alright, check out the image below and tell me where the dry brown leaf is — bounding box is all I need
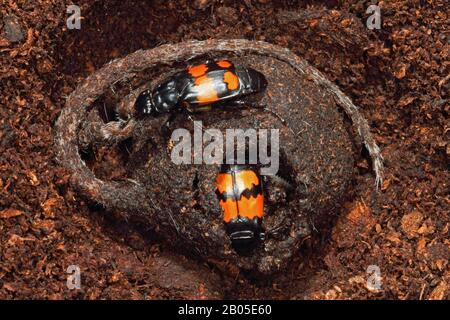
[0,208,23,219]
[429,281,447,300]
[347,201,375,234]
[401,211,423,238]
[41,196,63,218]
[398,95,416,107]
[394,63,407,79]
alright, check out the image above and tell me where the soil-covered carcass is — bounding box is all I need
[55,39,382,275]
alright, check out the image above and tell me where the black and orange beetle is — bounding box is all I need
[135,59,267,116]
[215,164,265,252]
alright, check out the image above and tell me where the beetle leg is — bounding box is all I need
[178,108,214,141]
[179,106,196,123]
[225,99,247,108]
[187,114,216,141]
[265,217,288,237]
[264,107,296,134]
[237,100,285,123]
[269,174,294,190]
[227,100,293,132]
[161,112,178,137]
[226,99,264,110]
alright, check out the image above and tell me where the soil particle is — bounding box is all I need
[2,15,24,43]
[401,211,425,239]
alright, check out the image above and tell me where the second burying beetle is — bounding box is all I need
[215,164,295,254]
[215,164,265,253]
[135,59,267,116]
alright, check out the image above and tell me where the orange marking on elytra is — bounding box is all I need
[217,169,264,223]
[194,75,219,104]
[237,194,264,220]
[234,170,260,191]
[220,198,239,223]
[223,71,239,91]
[217,60,233,68]
[188,64,208,77]
[216,173,234,195]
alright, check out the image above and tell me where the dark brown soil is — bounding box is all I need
[0,0,448,299]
